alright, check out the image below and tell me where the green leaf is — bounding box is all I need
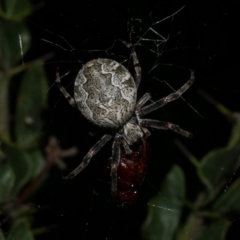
[176,213,203,240]
[4,0,32,19]
[0,163,15,204]
[15,62,48,149]
[29,149,45,177]
[227,113,240,148]
[0,21,30,66]
[8,147,32,194]
[199,219,229,240]
[7,218,34,240]
[199,145,240,200]
[142,165,185,240]
[177,215,229,240]
[23,149,47,199]
[213,177,240,213]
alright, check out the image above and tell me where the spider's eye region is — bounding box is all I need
[74,58,137,128]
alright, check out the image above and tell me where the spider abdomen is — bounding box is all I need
[74,58,137,128]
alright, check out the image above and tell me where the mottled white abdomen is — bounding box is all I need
[74,58,137,128]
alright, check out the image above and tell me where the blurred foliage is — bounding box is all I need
[0,0,48,239]
[142,95,240,240]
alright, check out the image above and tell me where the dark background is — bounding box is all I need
[24,0,240,239]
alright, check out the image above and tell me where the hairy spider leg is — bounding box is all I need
[121,40,141,89]
[139,71,195,117]
[140,119,192,138]
[135,92,152,110]
[55,71,77,108]
[63,134,112,179]
[111,136,121,193]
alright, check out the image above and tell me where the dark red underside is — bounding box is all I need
[107,138,149,207]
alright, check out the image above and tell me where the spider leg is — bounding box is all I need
[135,92,152,110]
[120,40,141,89]
[63,134,112,179]
[135,93,152,124]
[111,136,121,194]
[140,119,192,138]
[139,71,195,117]
[56,70,77,108]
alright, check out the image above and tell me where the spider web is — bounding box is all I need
[1,0,240,239]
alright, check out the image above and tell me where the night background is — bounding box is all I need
[1,0,240,239]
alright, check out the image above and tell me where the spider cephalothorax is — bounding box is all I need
[56,40,194,206]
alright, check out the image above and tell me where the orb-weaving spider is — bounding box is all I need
[56,40,194,206]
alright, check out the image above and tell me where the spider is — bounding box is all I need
[56,40,194,206]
